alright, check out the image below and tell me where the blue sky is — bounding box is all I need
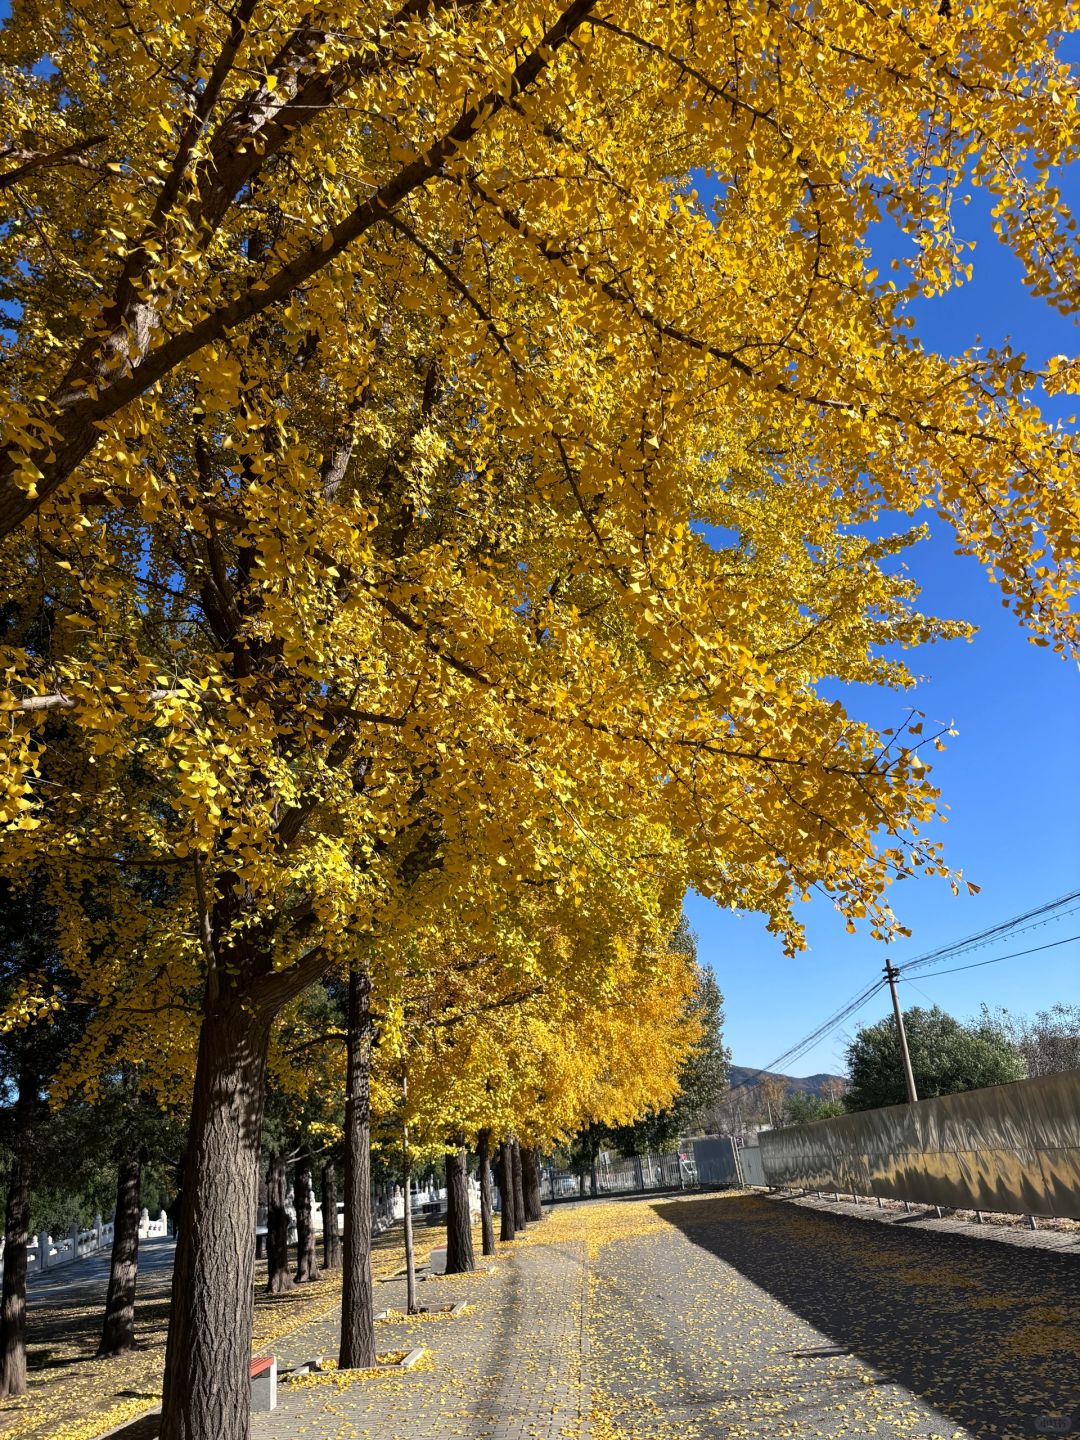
[693,185,1080,1076]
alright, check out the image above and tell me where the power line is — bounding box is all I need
[897,890,1080,976]
[730,977,887,1090]
[897,931,1080,981]
[733,890,1080,1093]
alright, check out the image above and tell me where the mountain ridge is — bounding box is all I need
[728,1064,845,1096]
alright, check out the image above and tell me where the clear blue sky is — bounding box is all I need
[690,187,1080,1078]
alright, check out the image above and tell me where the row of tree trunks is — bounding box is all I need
[444,1142,475,1274]
[262,1152,342,1288]
[148,954,541,1440]
[441,1136,546,1281]
[1,1121,148,1388]
[338,967,375,1369]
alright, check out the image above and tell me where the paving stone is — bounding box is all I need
[251,1225,591,1440]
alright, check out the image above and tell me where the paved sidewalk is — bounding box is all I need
[587,1193,1080,1440]
[252,1223,591,1440]
[771,1190,1080,1255]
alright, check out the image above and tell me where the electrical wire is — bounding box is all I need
[896,890,1080,976]
[730,890,1080,1094]
[896,931,1080,981]
[729,976,887,1090]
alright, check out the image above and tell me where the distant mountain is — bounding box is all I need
[728,1065,846,1096]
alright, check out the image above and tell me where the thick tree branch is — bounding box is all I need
[0,0,598,536]
[0,134,106,192]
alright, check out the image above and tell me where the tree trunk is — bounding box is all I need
[98,1152,142,1356]
[444,1145,475,1274]
[339,968,375,1368]
[265,1152,292,1295]
[294,1155,320,1283]
[511,1139,527,1233]
[498,1141,516,1241]
[402,1120,418,1315]
[0,1108,31,1399]
[321,1162,341,1271]
[159,999,272,1440]
[255,1172,268,1261]
[521,1147,543,1223]
[477,1129,496,1256]
[589,1157,599,1197]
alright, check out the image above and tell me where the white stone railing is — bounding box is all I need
[20,1208,169,1275]
[257,1184,408,1244]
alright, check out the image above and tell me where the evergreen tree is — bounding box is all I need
[845,1006,1026,1112]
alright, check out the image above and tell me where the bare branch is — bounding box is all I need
[0,134,107,192]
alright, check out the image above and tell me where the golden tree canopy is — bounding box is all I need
[0,0,1076,1042]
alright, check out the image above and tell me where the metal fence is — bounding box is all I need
[739,1143,767,1188]
[691,1136,741,1186]
[541,1149,693,1201]
[758,1069,1080,1219]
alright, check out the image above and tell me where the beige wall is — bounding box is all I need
[758,1069,1080,1218]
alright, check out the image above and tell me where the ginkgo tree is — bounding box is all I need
[0,318,969,1429]
[369,887,704,1275]
[0,322,997,1433]
[0,0,1076,642]
[389,898,701,1139]
[1,2,1078,1437]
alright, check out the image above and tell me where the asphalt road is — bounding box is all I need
[27,1235,175,1311]
[587,1193,1080,1440]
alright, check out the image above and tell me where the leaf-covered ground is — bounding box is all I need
[6,1195,1079,1440]
[0,1227,408,1440]
[247,1195,1079,1440]
[587,1195,1080,1440]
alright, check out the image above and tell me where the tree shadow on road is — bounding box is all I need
[653,1195,1080,1440]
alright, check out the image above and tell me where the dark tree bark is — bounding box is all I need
[321,1162,341,1271]
[265,1151,292,1295]
[477,1129,496,1256]
[98,1152,142,1356]
[511,1139,527,1233]
[255,1172,268,1261]
[521,1147,543,1223]
[338,967,375,1368]
[159,998,273,1440]
[294,1154,320,1283]
[0,1076,33,1399]
[497,1141,516,1242]
[589,1158,599,1197]
[444,1144,475,1274]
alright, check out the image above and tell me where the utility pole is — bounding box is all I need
[884,959,919,1104]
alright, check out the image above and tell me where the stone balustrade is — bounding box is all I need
[16,1207,170,1275]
